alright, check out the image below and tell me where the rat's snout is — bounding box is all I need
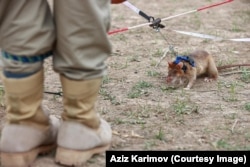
[166,76,172,83]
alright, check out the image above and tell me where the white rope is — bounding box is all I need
[172,30,250,42]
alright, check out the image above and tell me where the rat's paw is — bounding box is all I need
[204,77,214,82]
[183,87,190,90]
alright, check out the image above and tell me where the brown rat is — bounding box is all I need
[166,50,250,90]
[166,50,219,90]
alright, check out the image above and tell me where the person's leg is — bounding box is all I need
[53,0,112,166]
[0,1,59,166]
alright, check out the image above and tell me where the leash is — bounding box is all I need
[108,0,234,35]
[122,1,165,28]
[121,1,178,62]
[122,1,153,22]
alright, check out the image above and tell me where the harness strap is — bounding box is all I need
[174,55,195,67]
[173,55,195,73]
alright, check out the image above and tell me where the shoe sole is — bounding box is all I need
[55,144,110,166]
[1,144,56,167]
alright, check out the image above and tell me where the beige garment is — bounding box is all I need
[0,0,112,80]
[0,0,54,74]
[53,0,112,80]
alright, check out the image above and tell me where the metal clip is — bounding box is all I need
[149,18,165,30]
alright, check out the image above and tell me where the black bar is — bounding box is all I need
[106,150,250,167]
[139,11,151,22]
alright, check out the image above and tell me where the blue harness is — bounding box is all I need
[173,55,195,72]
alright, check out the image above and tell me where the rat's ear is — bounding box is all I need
[176,62,183,69]
[168,61,175,68]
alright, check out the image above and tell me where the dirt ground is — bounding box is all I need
[0,0,250,166]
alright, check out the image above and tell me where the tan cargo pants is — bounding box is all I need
[0,0,112,80]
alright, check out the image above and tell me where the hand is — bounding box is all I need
[111,0,126,4]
